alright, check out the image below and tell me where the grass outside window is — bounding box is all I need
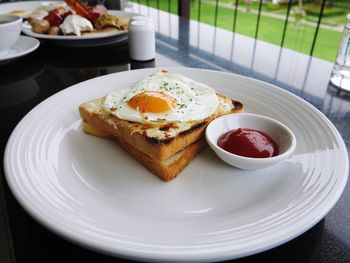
[130,0,347,62]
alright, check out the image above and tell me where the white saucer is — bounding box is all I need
[0,36,39,64]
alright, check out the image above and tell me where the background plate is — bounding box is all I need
[4,68,348,262]
[0,1,135,47]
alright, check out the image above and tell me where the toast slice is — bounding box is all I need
[83,121,205,181]
[118,134,205,181]
[79,69,244,181]
[82,120,115,139]
[79,94,243,161]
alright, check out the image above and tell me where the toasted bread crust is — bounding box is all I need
[82,121,205,180]
[82,121,115,139]
[79,95,243,161]
[81,27,126,36]
[116,136,206,181]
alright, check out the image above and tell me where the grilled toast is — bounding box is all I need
[79,95,242,181]
[79,71,243,181]
[82,120,206,181]
[79,94,243,161]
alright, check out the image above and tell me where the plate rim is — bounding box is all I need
[0,35,40,62]
[3,67,349,262]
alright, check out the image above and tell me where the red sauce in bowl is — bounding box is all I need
[217,128,279,158]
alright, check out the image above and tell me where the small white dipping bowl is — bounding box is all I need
[206,113,297,170]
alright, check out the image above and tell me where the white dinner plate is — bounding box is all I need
[0,35,39,64]
[4,68,348,262]
[0,1,134,47]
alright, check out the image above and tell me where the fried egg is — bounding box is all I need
[10,10,32,18]
[103,70,219,124]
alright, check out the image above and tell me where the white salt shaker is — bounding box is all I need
[128,16,155,61]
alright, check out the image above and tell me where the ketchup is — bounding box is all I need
[217,128,279,158]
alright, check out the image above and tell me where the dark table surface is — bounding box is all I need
[0,2,350,263]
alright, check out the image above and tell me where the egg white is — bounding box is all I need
[103,71,219,124]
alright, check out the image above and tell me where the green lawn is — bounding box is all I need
[131,0,343,62]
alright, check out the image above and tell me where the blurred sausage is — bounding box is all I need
[28,18,50,34]
[48,26,61,35]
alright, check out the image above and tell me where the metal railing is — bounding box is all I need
[191,0,325,58]
[128,0,348,62]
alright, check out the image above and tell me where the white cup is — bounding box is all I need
[0,15,23,58]
[128,17,155,61]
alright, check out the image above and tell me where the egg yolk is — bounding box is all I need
[128,91,176,113]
